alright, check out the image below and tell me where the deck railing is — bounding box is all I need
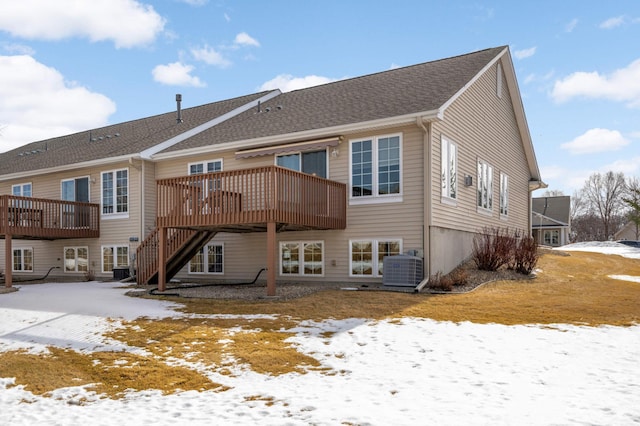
[156,165,347,230]
[0,195,100,239]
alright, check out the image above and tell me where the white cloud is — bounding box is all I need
[1,42,35,55]
[191,45,231,67]
[0,0,165,48]
[259,74,338,92]
[514,46,537,60]
[602,156,640,175]
[152,62,206,87]
[551,59,640,107]
[565,18,578,32]
[234,32,260,47]
[561,128,630,155]
[177,0,208,5]
[0,55,116,153]
[599,16,625,29]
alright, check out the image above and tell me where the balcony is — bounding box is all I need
[0,195,100,240]
[156,165,347,232]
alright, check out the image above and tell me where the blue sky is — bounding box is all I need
[0,0,638,195]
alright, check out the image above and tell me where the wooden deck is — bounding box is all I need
[0,195,100,240]
[140,166,347,293]
[1,195,100,288]
[156,165,347,231]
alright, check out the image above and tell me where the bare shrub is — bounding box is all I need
[83,269,96,282]
[472,227,517,271]
[448,267,469,287]
[427,272,453,292]
[512,236,539,275]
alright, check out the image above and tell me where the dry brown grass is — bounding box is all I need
[2,250,639,400]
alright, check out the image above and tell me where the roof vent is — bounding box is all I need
[176,94,183,123]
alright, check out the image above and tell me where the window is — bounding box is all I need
[350,134,401,203]
[189,160,223,199]
[102,169,128,216]
[12,248,33,272]
[441,136,457,201]
[189,243,224,274]
[350,239,402,277]
[276,150,327,178]
[477,160,493,211]
[102,245,128,273]
[544,230,559,246]
[62,177,89,202]
[499,173,509,217]
[64,247,88,273]
[280,241,324,276]
[12,183,32,197]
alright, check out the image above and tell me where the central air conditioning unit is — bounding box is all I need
[382,255,423,287]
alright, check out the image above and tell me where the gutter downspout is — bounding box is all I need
[416,116,433,286]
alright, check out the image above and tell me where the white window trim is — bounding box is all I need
[440,135,458,205]
[499,172,509,219]
[349,238,403,278]
[12,182,32,197]
[477,159,493,214]
[188,243,224,275]
[279,241,325,277]
[101,169,129,219]
[12,247,33,273]
[101,245,129,274]
[63,246,89,273]
[188,159,224,174]
[274,149,329,178]
[349,133,403,205]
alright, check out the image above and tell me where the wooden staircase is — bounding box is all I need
[136,227,217,285]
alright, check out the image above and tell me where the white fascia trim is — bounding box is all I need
[0,154,137,182]
[151,110,442,161]
[140,90,281,160]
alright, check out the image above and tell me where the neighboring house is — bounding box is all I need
[1,46,544,294]
[614,221,639,241]
[531,196,571,247]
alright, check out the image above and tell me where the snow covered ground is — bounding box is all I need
[1,243,639,425]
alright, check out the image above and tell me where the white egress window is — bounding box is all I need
[189,243,224,274]
[350,239,401,277]
[280,241,323,276]
[13,248,33,272]
[64,247,88,273]
[102,245,128,273]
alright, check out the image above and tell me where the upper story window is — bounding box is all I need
[12,182,32,197]
[350,134,402,204]
[62,177,89,202]
[477,160,493,212]
[189,159,222,175]
[441,136,457,202]
[499,172,509,217]
[102,169,128,217]
[276,150,327,178]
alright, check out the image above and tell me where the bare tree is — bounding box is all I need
[570,189,587,223]
[541,189,565,197]
[581,171,627,240]
[622,177,640,240]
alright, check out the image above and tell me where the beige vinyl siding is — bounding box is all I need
[431,60,530,235]
[166,124,426,283]
[1,161,143,279]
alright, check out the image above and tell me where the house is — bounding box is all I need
[0,46,544,295]
[614,221,639,242]
[531,196,571,246]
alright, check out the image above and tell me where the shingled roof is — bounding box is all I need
[160,46,507,153]
[532,196,571,227]
[0,91,274,177]
[2,46,533,180]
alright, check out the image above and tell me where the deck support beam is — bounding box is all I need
[158,227,167,292]
[4,234,12,288]
[266,221,276,296]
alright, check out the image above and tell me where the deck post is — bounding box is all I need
[158,227,167,292]
[4,233,12,288]
[266,221,276,296]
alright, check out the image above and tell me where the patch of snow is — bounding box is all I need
[556,241,640,259]
[609,275,640,283]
